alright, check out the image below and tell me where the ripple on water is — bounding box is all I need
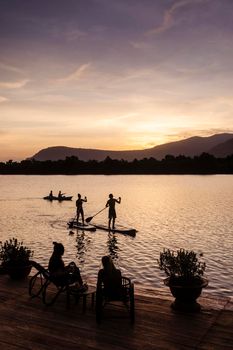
[0,174,232,297]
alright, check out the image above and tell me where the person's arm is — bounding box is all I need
[106,200,109,207]
[116,197,121,204]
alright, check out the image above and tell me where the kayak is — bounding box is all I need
[44,196,73,201]
[92,224,137,237]
[67,220,96,231]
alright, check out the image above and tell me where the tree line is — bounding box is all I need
[0,153,232,175]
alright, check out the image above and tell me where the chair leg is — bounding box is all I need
[29,272,45,298]
[66,288,70,309]
[42,281,65,306]
[130,286,135,323]
[96,292,102,324]
[91,292,95,309]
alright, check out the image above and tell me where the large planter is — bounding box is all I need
[6,264,32,280]
[164,277,208,312]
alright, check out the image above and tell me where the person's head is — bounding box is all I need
[52,242,64,256]
[109,193,113,199]
[78,193,81,198]
[101,255,115,271]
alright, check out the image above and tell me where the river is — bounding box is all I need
[0,174,232,297]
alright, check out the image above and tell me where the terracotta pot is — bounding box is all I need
[7,264,32,280]
[164,277,208,311]
[0,265,7,275]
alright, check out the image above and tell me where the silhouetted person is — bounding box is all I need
[49,190,53,199]
[76,193,87,225]
[106,193,121,229]
[48,242,83,286]
[58,190,64,200]
[97,255,122,297]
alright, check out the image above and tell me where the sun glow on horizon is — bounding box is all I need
[0,0,233,161]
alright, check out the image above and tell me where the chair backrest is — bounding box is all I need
[30,260,50,279]
[30,260,68,286]
[96,274,134,323]
[99,269,131,301]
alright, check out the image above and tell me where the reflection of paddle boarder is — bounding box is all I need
[76,193,87,225]
[106,194,121,229]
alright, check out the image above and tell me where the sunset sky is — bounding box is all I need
[0,0,233,161]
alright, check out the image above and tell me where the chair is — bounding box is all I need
[28,261,79,307]
[96,276,135,323]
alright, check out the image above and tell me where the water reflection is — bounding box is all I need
[1,175,233,296]
[73,229,119,267]
[75,230,91,267]
[107,232,119,261]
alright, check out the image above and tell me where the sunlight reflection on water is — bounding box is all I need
[0,174,232,297]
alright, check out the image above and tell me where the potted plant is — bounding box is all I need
[0,237,34,279]
[158,248,208,311]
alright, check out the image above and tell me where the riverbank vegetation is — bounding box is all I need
[0,153,232,175]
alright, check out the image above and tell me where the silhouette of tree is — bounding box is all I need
[0,154,232,174]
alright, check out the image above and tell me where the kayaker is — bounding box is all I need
[76,193,87,225]
[49,190,53,199]
[106,193,121,229]
[58,190,64,200]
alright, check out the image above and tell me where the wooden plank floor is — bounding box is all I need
[0,274,233,350]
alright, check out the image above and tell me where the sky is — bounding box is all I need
[0,0,233,161]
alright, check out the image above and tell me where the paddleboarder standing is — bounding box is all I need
[76,193,87,225]
[106,194,121,229]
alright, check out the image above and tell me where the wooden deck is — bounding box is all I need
[0,274,233,350]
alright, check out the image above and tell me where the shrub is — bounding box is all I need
[0,237,33,268]
[158,248,206,284]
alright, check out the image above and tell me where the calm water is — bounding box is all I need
[0,175,232,297]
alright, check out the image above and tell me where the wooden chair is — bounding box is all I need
[96,276,135,323]
[29,261,79,307]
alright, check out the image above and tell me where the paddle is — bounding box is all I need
[85,207,107,223]
[68,213,78,228]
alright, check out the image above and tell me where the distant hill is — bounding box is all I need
[208,137,233,157]
[29,133,233,161]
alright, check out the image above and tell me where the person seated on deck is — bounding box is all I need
[49,190,53,198]
[48,242,83,287]
[97,255,122,298]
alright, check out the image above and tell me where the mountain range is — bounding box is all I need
[30,133,233,162]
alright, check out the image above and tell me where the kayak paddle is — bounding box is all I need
[85,207,107,223]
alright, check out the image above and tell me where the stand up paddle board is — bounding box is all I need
[92,224,136,237]
[68,220,96,231]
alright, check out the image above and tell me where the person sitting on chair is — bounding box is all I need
[97,255,122,298]
[48,242,83,287]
